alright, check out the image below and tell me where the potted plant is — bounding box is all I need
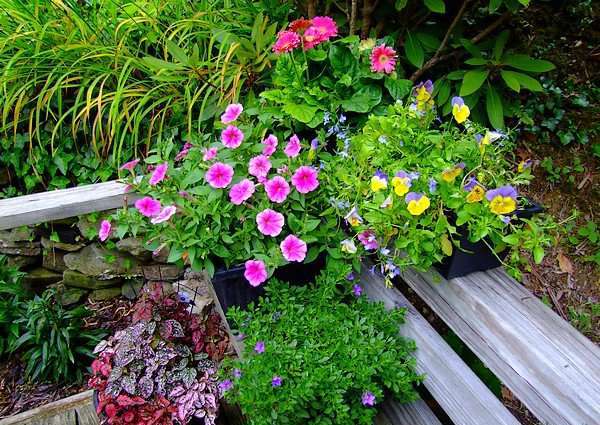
[219,264,422,424]
[88,283,230,425]
[104,103,341,312]
[324,85,550,280]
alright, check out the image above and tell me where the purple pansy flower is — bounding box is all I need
[485,185,517,202]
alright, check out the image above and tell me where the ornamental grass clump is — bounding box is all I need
[106,103,340,287]
[221,265,421,424]
[324,84,553,281]
[89,284,230,425]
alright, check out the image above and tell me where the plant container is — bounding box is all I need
[435,200,543,279]
[211,254,326,314]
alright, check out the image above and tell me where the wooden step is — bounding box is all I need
[361,266,520,425]
[375,399,442,425]
[400,267,600,425]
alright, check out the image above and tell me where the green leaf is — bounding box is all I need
[282,103,318,123]
[384,78,413,100]
[533,246,545,264]
[340,85,382,113]
[404,32,424,68]
[424,0,445,13]
[329,45,356,75]
[304,219,321,232]
[415,32,441,51]
[464,58,488,66]
[508,71,544,92]
[460,38,482,58]
[166,40,189,65]
[182,168,204,187]
[460,70,489,96]
[395,0,408,10]
[142,56,185,71]
[434,78,451,105]
[288,214,302,233]
[307,49,327,62]
[503,54,555,72]
[493,30,510,61]
[486,84,504,129]
[489,0,502,13]
[446,70,466,80]
[500,70,520,92]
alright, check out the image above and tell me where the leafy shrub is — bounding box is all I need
[107,103,340,283]
[324,93,554,277]
[0,256,27,356]
[222,266,421,424]
[13,289,105,383]
[89,284,228,425]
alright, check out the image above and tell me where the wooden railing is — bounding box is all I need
[1,181,599,425]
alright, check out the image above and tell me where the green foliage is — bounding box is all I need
[0,0,276,171]
[566,220,600,266]
[13,289,105,383]
[0,256,27,356]
[223,265,421,424]
[540,156,585,185]
[568,303,600,335]
[260,36,412,130]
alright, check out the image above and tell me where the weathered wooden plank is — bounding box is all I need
[375,399,442,425]
[0,180,136,230]
[74,400,99,425]
[0,391,93,425]
[361,266,520,425]
[401,267,600,425]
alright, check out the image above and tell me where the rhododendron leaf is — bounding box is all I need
[424,0,445,14]
[460,69,489,96]
[486,84,504,129]
[503,54,555,73]
[404,31,424,68]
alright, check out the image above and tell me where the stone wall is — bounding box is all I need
[0,216,186,305]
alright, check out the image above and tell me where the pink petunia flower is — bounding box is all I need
[284,135,302,158]
[311,16,338,40]
[244,260,268,287]
[370,44,397,74]
[229,179,255,205]
[291,166,319,193]
[98,220,111,242]
[262,134,278,156]
[135,197,162,217]
[205,162,234,188]
[119,159,139,171]
[149,162,168,186]
[256,208,285,237]
[280,235,307,262]
[203,147,218,161]
[273,30,301,54]
[248,155,272,178]
[151,205,177,224]
[265,176,290,203]
[221,103,243,124]
[221,125,244,149]
[174,143,193,162]
[358,230,379,250]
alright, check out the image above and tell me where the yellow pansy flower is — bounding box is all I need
[405,192,431,216]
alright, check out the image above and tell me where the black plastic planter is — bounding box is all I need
[211,254,326,314]
[435,200,544,279]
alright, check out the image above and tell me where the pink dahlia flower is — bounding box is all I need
[291,166,319,194]
[229,179,255,205]
[303,26,325,50]
[265,176,290,203]
[284,135,302,158]
[262,134,278,156]
[203,147,218,161]
[119,159,139,171]
[149,162,168,186]
[273,30,301,54]
[370,44,397,74]
[205,162,234,188]
[151,205,177,224]
[98,220,111,242]
[311,16,338,40]
[256,208,285,237]
[248,155,272,178]
[280,234,307,262]
[221,125,244,149]
[135,197,162,217]
[221,103,243,124]
[244,260,268,287]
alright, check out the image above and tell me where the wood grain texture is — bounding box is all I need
[0,180,137,230]
[401,267,600,425]
[361,266,520,425]
[375,399,442,425]
[0,391,95,425]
